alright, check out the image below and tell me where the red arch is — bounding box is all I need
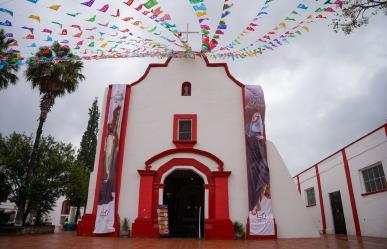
[145,148,224,171]
[155,158,213,184]
[151,158,215,225]
[128,54,244,88]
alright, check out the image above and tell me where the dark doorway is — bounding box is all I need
[163,170,204,238]
[329,191,347,234]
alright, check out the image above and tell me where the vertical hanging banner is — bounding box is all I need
[94,84,127,234]
[244,85,275,236]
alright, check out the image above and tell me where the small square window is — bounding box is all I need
[361,163,387,194]
[178,119,192,141]
[173,114,197,148]
[305,187,316,206]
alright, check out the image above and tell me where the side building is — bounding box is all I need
[293,123,387,238]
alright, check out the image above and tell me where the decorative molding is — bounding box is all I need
[145,148,224,171]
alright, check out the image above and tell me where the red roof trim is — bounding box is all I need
[128,54,245,88]
[293,123,387,178]
[145,148,224,171]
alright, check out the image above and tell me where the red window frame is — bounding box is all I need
[173,114,197,148]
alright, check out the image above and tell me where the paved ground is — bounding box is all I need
[0,232,387,249]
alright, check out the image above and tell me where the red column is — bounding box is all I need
[213,172,231,219]
[342,149,362,236]
[297,175,301,194]
[131,170,159,238]
[315,165,326,234]
[137,170,156,219]
[205,171,234,240]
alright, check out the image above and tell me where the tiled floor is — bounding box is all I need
[0,232,387,249]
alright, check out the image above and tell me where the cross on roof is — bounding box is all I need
[178,24,200,43]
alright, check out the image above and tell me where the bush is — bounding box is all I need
[63,223,77,231]
[233,221,245,240]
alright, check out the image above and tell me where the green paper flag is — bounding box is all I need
[144,0,158,9]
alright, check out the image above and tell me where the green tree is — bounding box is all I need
[0,133,75,225]
[16,42,85,225]
[77,98,100,171]
[63,162,90,223]
[332,0,387,34]
[0,29,20,90]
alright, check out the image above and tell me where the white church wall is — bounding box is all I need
[318,153,354,235]
[267,141,320,238]
[118,57,249,227]
[294,125,387,238]
[85,88,109,214]
[298,167,321,232]
[345,128,387,238]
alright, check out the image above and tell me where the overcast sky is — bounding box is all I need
[0,0,386,175]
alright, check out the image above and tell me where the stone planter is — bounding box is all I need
[0,225,55,236]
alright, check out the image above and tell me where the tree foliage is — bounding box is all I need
[0,29,20,90]
[332,0,387,34]
[63,161,90,223]
[15,42,85,225]
[78,98,100,171]
[0,133,75,224]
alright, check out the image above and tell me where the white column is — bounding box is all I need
[204,188,209,219]
[159,188,163,205]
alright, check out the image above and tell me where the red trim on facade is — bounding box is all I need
[293,123,387,178]
[113,85,131,235]
[297,175,301,194]
[173,114,197,148]
[145,148,224,171]
[130,57,172,86]
[92,86,112,214]
[132,157,234,239]
[315,165,326,235]
[202,56,245,88]
[129,55,244,89]
[342,149,362,236]
[361,188,387,196]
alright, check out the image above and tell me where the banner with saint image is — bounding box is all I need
[244,85,275,236]
[94,84,126,234]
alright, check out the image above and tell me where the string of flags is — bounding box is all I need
[0,0,343,64]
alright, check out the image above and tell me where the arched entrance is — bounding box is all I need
[163,169,204,238]
[132,157,234,239]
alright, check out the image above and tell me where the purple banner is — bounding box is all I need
[244,85,274,236]
[94,85,126,234]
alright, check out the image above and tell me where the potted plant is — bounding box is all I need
[120,218,130,237]
[233,221,245,240]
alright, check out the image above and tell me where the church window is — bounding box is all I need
[305,187,316,206]
[173,114,197,147]
[181,82,191,96]
[61,200,70,215]
[361,162,387,194]
[178,119,192,141]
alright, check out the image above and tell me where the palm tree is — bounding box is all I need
[15,42,85,225]
[0,29,20,90]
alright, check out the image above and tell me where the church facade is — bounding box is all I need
[77,55,319,239]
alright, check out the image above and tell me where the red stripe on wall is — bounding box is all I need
[297,175,301,194]
[384,124,387,137]
[93,86,113,214]
[315,165,326,234]
[114,86,131,220]
[342,149,362,236]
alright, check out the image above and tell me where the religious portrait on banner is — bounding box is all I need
[244,85,275,236]
[94,85,126,234]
